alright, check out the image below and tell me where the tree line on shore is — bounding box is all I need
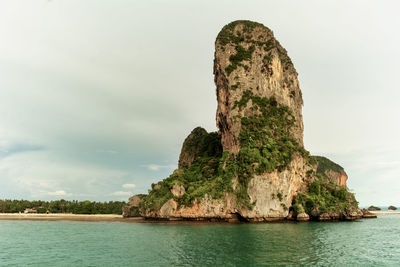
[0,199,126,214]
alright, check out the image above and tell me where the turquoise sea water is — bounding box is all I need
[0,215,399,266]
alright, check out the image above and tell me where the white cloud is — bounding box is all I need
[0,150,130,200]
[122,183,136,189]
[110,191,132,196]
[144,164,176,171]
[47,190,72,197]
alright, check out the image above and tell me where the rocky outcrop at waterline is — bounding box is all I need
[368,205,381,211]
[124,20,364,222]
[122,195,143,218]
[361,209,377,218]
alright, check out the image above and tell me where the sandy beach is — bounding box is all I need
[0,213,144,222]
[370,211,400,215]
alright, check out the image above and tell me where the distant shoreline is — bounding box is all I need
[369,211,400,215]
[0,213,143,222]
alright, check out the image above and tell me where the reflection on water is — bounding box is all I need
[0,216,399,266]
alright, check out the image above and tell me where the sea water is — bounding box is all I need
[0,215,399,266]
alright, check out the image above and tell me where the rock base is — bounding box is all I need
[361,209,377,219]
[139,212,367,223]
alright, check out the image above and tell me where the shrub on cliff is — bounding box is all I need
[293,179,357,215]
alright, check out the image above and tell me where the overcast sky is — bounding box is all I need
[0,0,399,206]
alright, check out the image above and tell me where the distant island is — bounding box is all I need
[368,205,381,211]
[123,20,374,222]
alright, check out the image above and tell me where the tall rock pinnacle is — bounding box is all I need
[214,20,304,154]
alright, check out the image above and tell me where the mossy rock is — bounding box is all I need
[178,127,222,169]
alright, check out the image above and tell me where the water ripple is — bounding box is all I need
[0,216,399,266]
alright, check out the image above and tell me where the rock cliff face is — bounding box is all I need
[122,195,143,218]
[313,156,348,188]
[124,20,363,222]
[214,21,304,154]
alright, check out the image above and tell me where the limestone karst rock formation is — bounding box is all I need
[214,21,304,154]
[123,20,363,222]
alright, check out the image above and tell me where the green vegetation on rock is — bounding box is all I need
[141,131,229,210]
[233,90,309,175]
[312,156,344,176]
[141,182,174,211]
[178,127,222,169]
[229,90,311,207]
[293,178,357,215]
[141,91,311,211]
[291,155,357,216]
[225,45,255,76]
[216,20,294,74]
[216,20,270,46]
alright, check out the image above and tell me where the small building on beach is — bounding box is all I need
[23,208,37,214]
